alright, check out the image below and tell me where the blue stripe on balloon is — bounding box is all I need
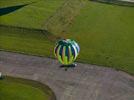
[59,45,64,61]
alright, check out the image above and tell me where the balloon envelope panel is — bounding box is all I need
[54,39,80,65]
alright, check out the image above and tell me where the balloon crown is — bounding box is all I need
[58,39,75,46]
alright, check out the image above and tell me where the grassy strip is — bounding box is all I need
[0,76,56,100]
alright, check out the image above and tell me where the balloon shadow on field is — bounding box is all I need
[59,64,77,71]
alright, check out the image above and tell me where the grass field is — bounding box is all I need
[0,0,35,7]
[0,0,64,29]
[0,0,134,74]
[0,76,55,100]
[0,26,54,57]
[66,1,134,74]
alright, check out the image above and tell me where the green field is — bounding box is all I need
[0,76,55,100]
[67,1,134,74]
[0,26,54,57]
[0,0,64,29]
[0,0,134,74]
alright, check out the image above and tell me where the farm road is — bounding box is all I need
[0,51,134,100]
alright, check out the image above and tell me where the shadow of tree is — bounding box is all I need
[0,4,29,16]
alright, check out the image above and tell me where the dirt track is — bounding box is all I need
[0,51,134,100]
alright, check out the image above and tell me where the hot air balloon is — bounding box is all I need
[54,39,80,68]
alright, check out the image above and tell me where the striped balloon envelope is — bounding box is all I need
[54,39,80,65]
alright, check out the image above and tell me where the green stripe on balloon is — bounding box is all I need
[63,46,69,65]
